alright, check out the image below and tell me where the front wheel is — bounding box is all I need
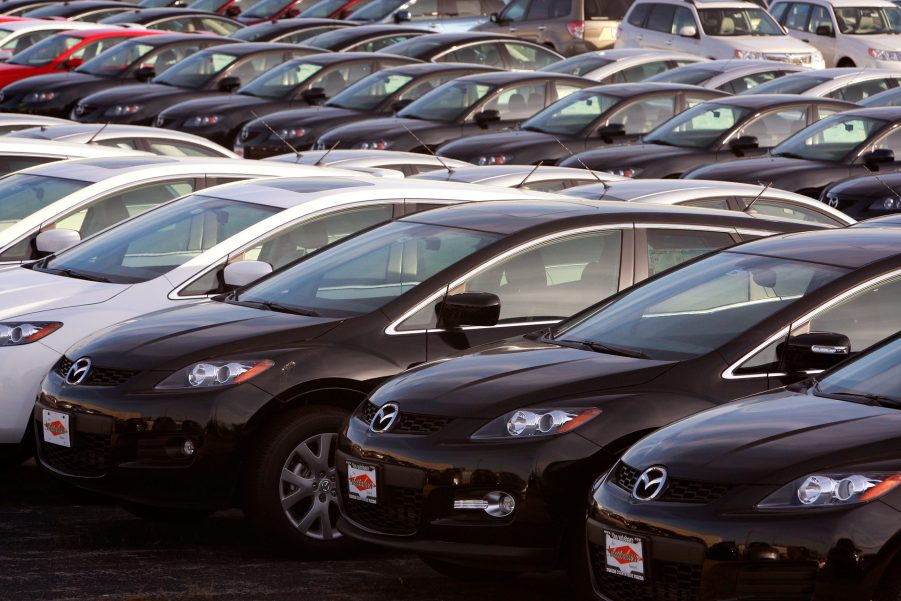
[243,407,353,554]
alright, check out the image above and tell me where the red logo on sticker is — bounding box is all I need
[350,474,374,491]
[608,545,642,565]
[45,420,67,437]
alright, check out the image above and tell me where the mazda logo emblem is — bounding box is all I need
[632,466,668,501]
[74,105,85,116]
[827,196,840,208]
[66,357,92,385]
[370,402,399,433]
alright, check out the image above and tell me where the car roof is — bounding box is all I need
[0,20,102,31]
[0,138,147,158]
[240,17,353,32]
[452,70,589,85]
[124,32,237,45]
[830,106,901,120]
[853,215,901,227]
[670,59,806,73]
[62,27,149,39]
[383,61,500,76]
[413,165,620,184]
[9,123,236,154]
[582,81,725,96]
[732,228,901,268]
[286,51,409,65]
[815,0,896,6]
[781,67,901,80]
[704,93,855,108]
[266,149,471,169]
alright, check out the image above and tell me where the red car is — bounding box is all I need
[0,28,160,89]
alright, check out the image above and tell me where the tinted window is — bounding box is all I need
[769,1,788,21]
[742,74,829,95]
[646,4,676,31]
[645,229,735,276]
[606,95,676,134]
[0,174,90,232]
[644,103,751,148]
[828,79,894,103]
[398,80,495,121]
[481,82,546,120]
[521,90,619,136]
[440,43,505,68]
[784,2,811,29]
[627,2,650,25]
[817,336,901,401]
[499,0,528,21]
[543,53,613,76]
[772,114,885,161]
[743,198,844,226]
[734,107,807,148]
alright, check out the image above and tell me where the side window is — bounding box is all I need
[671,6,696,34]
[525,0,550,19]
[499,0,529,21]
[481,83,546,120]
[407,0,439,17]
[646,4,676,32]
[872,127,901,155]
[806,4,832,33]
[735,107,807,148]
[96,139,139,151]
[816,105,845,120]
[645,229,735,276]
[440,43,505,68]
[553,82,584,102]
[684,93,716,108]
[613,60,671,83]
[143,139,223,157]
[784,2,811,30]
[723,70,782,94]
[310,63,374,98]
[399,74,462,101]
[521,178,569,192]
[3,31,53,55]
[200,17,241,35]
[770,2,789,21]
[605,95,676,135]
[681,197,731,210]
[54,180,195,238]
[504,42,559,70]
[627,2,651,26]
[146,42,205,73]
[829,79,892,103]
[743,198,843,226]
[349,35,419,52]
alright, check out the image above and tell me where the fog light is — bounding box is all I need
[182,439,195,457]
[453,491,516,517]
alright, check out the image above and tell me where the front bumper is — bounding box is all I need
[336,410,613,568]
[34,366,275,510]
[0,341,62,445]
[586,468,899,601]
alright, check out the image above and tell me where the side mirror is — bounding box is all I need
[301,86,327,105]
[225,4,241,16]
[474,109,501,129]
[598,123,626,143]
[815,24,834,36]
[64,57,83,70]
[133,65,156,82]
[393,9,411,22]
[489,11,500,22]
[391,98,414,112]
[217,76,241,93]
[223,260,272,288]
[436,292,500,329]
[678,24,697,37]
[36,229,81,256]
[781,332,851,373]
[729,135,759,156]
[862,148,894,170]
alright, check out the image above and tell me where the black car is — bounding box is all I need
[561,95,855,178]
[862,86,901,108]
[820,172,901,220]
[235,62,497,158]
[230,17,354,43]
[32,200,810,551]
[335,227,901,577]
[317,71,594,152]
[0,0,60,15]
[305,23,427,52]
[854,213,901,227]
[586,332,901,601]
[438,83,728,166]
[379,31,563,70]
[23,0,137,22]
[685,107,901,198]
[0,34,236,118]
[99,7,244,35]
[71,43,315,125]
[234,0,310,24]
[155,53,419,146]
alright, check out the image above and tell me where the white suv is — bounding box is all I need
[770,0,901,67]
[616,0,826,68]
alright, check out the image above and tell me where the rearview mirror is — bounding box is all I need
[391,98,414,112]
[393,9,411,22]
[223,260,272,288]
[862,148,894,170]
[781,332,851,373]
[474,109,501,129]
[678,24,697,37]
[729,135,759,156]
[598,123,626,143]
[302,86,327,105]
[815,24,834,36]
[133,65,155,82]
[436,292,500,329]
[217,76,241,93]
[36,229,81,256]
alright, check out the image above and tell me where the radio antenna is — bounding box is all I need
[250,110,302,162]
[399,121,455,176]
[863,162,901,207]
[514,161,543,189]
[85,121,110,145]
[743,181,773,213]
[552,135,608,195]
[313,140,340,166]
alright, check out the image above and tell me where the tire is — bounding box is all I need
[242,406,353,554]
[122,502,212,522]
[419,555,522,581]
[838,58,856,67]
[876,557,901,601]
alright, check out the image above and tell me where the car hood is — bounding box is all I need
[721,36,817,53]
[66,300,343,371]
[847,34,901,51]
[686,156,820,183]
[567,143,695,169]
[0,267,129,321]
[82,82,199,105]
[159,93,276,118]
[622,390,901,485]
[2,71,104,93]
[830,173,898,197]
[439,129,558,156]
[320,116,441,143]
[256,106,366,128]
[368,337,676,420]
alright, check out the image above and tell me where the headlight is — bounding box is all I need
[104,104,143,117]
[869,48,901,61]
[477,154,511,165]
[25,91,56,103]
[0,322,62,346]
[184,114,222,128]
[869,196,901,211]
[734,50,766,60]
[155,359,274,390]
[357,140,390,150]
[757,472,901,509]
[606,167,642,178]
[277,127,306,139]
[471,407,601,439]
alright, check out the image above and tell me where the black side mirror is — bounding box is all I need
[815,24,834,36]
[225,4,241,16]
[436,292,500,329]
[302,86,327,105]
[598,123,626,143]
[393,8,411,22]
[489,11,499,22]
[474,109,501,129]
[217,76,241,92]
[729,135,759,156]
[781,332,851,373]
[391,98,413,112]
[862,148,894,170]
[133,65,156,82]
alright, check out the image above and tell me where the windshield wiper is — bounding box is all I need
[647,139,679,147]
[771,151,805,159]
[54,268,112,283]
[234,299,320,317]
[556,338,651,359]
[815,384,901,407]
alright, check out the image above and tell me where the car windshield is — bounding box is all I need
[861,87,901,107]
[235,220,500,318]
[43,195,280,284]
[379,36,443,58]
[350,0,404,20]
[7,34,81,67]
[834,6,901,34]
[554,251,847,361]
[647,67,717,86]
[140,0,173,6]
[244,0,294,18]
[153,51,238,88]
[190,0,230,11]
[78,41,156,76]
[644,103,750,148]
[521,91,619,136]
[771,114,886,162]
[698,8,784,35]
[398,80,495,122]
[327,71,413,110]
[816,337,901,404]
[239,61,323,99]
[301,0,350,15]
[0,174,90,232]
[542,54,614,77]
[741,74,829,95]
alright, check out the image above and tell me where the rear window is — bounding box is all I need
[586,0,630,19]
[626,2,650,24]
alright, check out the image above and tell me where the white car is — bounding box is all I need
[541,48,709,83]
[617,0,826,68]
[770,0,901,67]
[741,68,901,102]
[411,165,625,192]
[0,137,148,175]
[9,124,239,158]
[0,156,357,267]
[0,176,560,455]
[266,149,472,175]
[0,21,105,61]
[646,58,810,93]
[0,114,73,134]
[562,179,855,226]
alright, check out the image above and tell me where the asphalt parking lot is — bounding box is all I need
[1,462,570,601]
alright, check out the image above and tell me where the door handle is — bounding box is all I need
[537,25,546,30]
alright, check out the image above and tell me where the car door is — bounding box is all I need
[803,3,838,66]
[641,3,677,49]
